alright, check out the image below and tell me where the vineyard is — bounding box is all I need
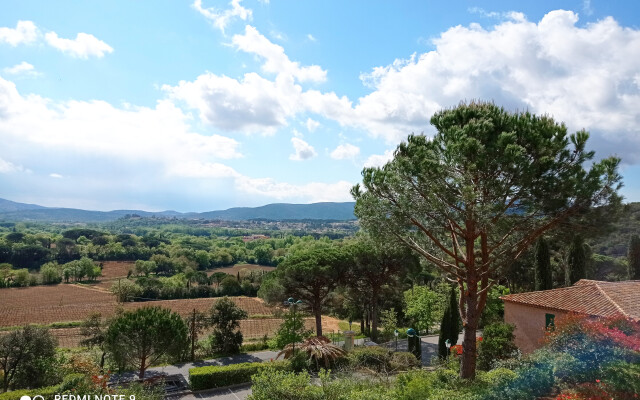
[0,283,341,348]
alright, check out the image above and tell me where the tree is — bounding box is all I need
[568,235,587,285]
[209,297,248,354]
[274,302,311,349]
[347,236,417,341]
[628,234,640,280]
[186,309,210,361]
[105,306,188,379]
[535,237,552,291]
[404,286,444,335]
[40,262,61,284]
[438,287,460,359]
[79,312,108,370]
[352,102,622,378]
[110,279,142,302]
[277,242,349,336]
[0,325,57,392]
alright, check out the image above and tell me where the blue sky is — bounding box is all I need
[1,0,640,212]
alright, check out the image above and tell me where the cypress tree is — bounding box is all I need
[568,235,586,285]
[628,234,640,280]
[438,287,460,358]
[535,237,552,291]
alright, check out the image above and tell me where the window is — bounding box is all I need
[545,313,555,330]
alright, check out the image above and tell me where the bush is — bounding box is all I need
[477,323,517,370]
[348,346,392,372]
[189,360,289,390]
[601,361,640,396]
[0,385,59,400]
[390,352,420,371]
[241,342,270,352]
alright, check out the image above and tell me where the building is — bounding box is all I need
[500,279,640,353]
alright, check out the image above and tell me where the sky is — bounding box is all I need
[1,0,640,212]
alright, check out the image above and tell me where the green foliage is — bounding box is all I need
[274,304,311,349]
[0,384,59,400]
[189,360,289,390]
[105,306,188,378]
[438,286,460,359]
[404,285,444,335]
[208,296,248,355]
[568,235,587,284]
[601,361,640,395]
[479,285,509,327]
[348,346,392,372]
[535,236,552,290]
[390,352,420,371]
[0,325,58,392]
[628,234,640,279]
[40,262,61,284]
[248,369,322,400]
[379,309,398,342]
[352,101,623,378]
[476,323,517,371]
[110,278,142,302]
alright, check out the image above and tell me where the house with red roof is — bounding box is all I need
[501,279,640,353]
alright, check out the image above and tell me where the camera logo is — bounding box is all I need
[20,396,44,400]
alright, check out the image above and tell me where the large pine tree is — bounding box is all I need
[628,234,640,280]
[535,237,552,291]
[438,287,460,358]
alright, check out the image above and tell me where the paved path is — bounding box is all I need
[111,350,279,385]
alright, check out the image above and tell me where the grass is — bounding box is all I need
[0,320,83,332]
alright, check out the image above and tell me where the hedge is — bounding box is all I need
[0,385,59,400]
[189,360,289,390]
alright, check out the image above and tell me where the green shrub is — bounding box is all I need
[189,360,289,390]
[0,385,59,400]
[479,368,517,387]
[477,323,517,370]
[481,362,554,400]
[601,361,640,395]
[390,352,420,371]
[248,369,322,400]
[240,342,270,352]
[348,346,392,372]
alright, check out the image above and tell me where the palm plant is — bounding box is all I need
[277,336,346,369]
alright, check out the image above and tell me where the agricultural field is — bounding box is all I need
[0,283,341,348]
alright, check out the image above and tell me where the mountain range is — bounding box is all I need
[0,198,356,222]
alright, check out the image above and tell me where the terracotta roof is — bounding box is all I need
[501,280,640,320]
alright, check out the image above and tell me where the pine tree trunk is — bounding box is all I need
[371,289,379,341]
[460,289,478,380]
[315,306,323,337]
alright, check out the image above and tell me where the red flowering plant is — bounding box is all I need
[544,313,640,391]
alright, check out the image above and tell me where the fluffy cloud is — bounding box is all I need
[2,62,40,77]
[330,143,360,160]
[343,10,640,161]
[0,21,38,46]
[164,25,328,134]
[0,76,241,173]
[192,0,252,34]
[306,118,320,132]
[289,137,317,160]
[364,150,394,168]
[44,32,113,59]
[232,25,327,83]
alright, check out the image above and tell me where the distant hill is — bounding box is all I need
[195,202,356,221]
[589,202,640,258]
[0,198,356,222]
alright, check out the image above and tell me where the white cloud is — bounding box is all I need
[192,0,252,34]
[164,71,302,134]
[307,34,316,42]
[0,76,241,175]
[44,32,113,59]
[232,25,327,83]
[364,150,394,168]
[330,143,360,160]
[0,21,38,46]
[583,0,594,16]
[341,10,640,161]
[0,157,25,173]
[49,173,63,179]
[289,137,317,161]
[3,62,40,77]
[306,118,320,132]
